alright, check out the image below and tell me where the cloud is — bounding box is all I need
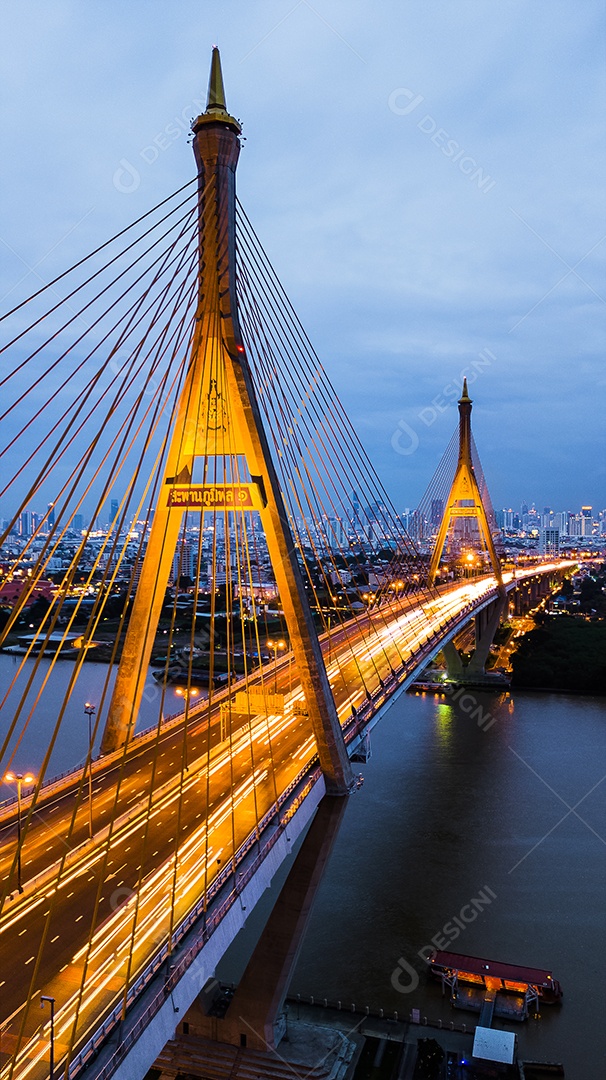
[1,0,604,514]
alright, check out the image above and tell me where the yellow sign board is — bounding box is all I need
[166,484,256,509]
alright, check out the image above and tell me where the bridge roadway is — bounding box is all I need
[0,563,569,1079]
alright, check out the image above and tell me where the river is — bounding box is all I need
[0,651,200,797]
[289,686,606,1078]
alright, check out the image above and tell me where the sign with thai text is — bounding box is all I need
[166,484,255,509]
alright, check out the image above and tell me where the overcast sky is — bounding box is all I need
[1,1,605,515]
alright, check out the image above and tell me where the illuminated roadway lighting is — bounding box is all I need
[4,770,36,893]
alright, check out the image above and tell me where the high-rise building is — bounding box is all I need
[19,511,32,538]
[172,541,198,584]
[47,503,55,528]
[110,499,119,524]
[324,516,346,551]
[580,506,593,537]
[430,499,444,527]
[540,528,560,556]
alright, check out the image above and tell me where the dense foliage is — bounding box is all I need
[511,615,606,694]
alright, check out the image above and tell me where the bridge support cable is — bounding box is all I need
[0,211,218,1074]
[233,215,441,697]
[0,229,200,775]
[0,238,199,630]
[0,194,198,455]
[0,194,201,516]
[235,203,426,572]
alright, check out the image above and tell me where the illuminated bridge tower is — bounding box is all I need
[426,380,506,680]
[428,379,503,588]
[101,49,352,795]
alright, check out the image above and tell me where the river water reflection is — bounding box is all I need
[291,687,606,1078]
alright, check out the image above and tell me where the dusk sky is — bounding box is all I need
[1,1,605,516]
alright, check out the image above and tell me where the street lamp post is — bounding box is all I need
[266,639,286,693]
[175,686,199,705]
[84,702,96,840]
[175,687,199,767]
[4,770,35,893]
[40,995,55,1080]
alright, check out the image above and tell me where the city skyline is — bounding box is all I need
[6,494,605,541]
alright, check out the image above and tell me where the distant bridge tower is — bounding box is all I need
[427,379,503,588]
[101,49,352,795]
[421,380,506,681]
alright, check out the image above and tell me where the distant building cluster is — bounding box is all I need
[0,489,411,622]
[495,502,606,558]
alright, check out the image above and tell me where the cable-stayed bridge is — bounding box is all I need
[0,50,573,1080]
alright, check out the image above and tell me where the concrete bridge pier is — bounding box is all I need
[180,794,347,1052]
[442,639,464,678]
[466,595,506,676]
[443,594,506,682]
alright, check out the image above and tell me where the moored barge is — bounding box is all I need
[428,949,562,1021]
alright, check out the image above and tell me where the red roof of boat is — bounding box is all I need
[429,950,557,985]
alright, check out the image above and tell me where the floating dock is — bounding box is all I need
[428,949,563,1021]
